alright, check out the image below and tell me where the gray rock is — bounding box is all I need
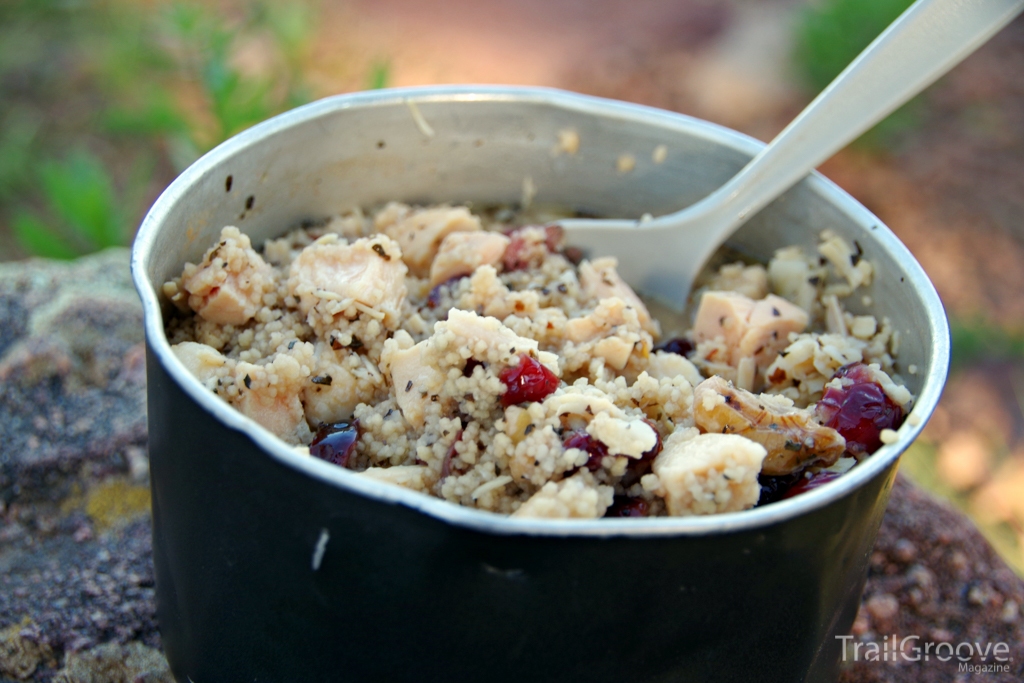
[0,249,146,505]
[52,639,171,683]
[0,250,157,681]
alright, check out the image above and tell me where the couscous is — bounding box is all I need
[163,203,910,518]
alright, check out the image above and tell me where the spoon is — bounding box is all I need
[558,0,1024,309]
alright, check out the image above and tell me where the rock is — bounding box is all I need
[839,475,1024,683]
[0,517,158,680]
[0,621,55,680]
[52,642,171,683]
[0,249,146,505]
[0,250,156,681]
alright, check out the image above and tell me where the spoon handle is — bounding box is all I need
[693,0,1024,228]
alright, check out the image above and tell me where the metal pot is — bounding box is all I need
[132,86,949,683]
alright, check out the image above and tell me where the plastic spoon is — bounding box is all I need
[558,0,1024,309]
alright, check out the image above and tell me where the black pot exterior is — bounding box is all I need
[149,344,893,683]
[136,86,949,683]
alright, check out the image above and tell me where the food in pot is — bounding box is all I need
[163,204,911,518]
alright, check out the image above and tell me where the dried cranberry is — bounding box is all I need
[815,362,903,455]
[655,337,694,357]
[563,431,609,471]
[501,225,564,271]
[782,471,842,499]
[562,246,585,266]
[756,472,803,506]
[605,496,650,517]
[502,233,531,271]
[499,354,559,407]
[542,224,565,252]
[310,421,359,468]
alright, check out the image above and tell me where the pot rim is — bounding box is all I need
[132,84,950,538]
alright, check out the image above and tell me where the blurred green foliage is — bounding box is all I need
[951,319,1024,369]
[792,0,919,149]
[367,59,392,91]
[0,0,325,260]
[14,150,136,259]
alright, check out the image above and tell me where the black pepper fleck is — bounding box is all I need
[405,380,413,392]
[372,243,391,260]
[243,374,252,389]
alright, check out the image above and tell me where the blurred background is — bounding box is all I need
[1,0,1023,574]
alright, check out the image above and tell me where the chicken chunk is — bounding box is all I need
[287,234,407,331]
[231,344,315,445]
[379,331,446,430]
[429,231,511,286]
[693,291,809,371]
[578,257,657,335]
[645,350,704,388]
[586,411,658,459]
[693,375,845,475]
[375,203,482,277]
[301,343,387,426]
[652,429,766,516]
[171,341,228,389]
[180,226,274,326]
[511,471,613,519]
[359,465,436,493]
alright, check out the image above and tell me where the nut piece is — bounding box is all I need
[429,231,510,286]
[376,203,482,277]
[652,430,766,515]
[693,376,845,475]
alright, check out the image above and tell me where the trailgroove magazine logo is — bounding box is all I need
[837,634,1014,673]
